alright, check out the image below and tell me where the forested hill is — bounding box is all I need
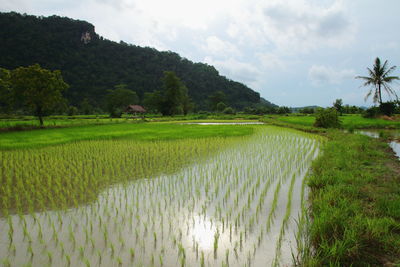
[0,12,275,111]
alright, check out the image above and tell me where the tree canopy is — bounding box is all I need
[10,64,68,125]
[106,84,139,117]
[356,57,399,104]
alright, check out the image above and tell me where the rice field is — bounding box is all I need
[0,126,323,266]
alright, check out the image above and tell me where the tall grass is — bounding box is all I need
[301,131,400,266]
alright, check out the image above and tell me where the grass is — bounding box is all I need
[265,118,400,266]
[0,122,254,150]
[0,113,262,130]
[271,114,400,129]
[308,131,400,266]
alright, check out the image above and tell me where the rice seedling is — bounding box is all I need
[0,125,321,266]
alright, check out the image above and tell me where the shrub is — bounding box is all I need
[216,102,227,112]
[314,108,341,128]
[362,107,380,118]
[222,107,235,114]
[67,106,78,116]
[379,102,396,116]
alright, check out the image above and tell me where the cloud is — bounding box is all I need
[257,52,286,70]
[222,0,355,53]
[202,36,241,58]
[204,56,261,84]
[264,1,354,50]
[308,65,355,85]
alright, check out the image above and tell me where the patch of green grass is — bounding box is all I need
[0,122,255,150]
[0,114,262,130]
[272,114,400,129]
[297,130,400,266]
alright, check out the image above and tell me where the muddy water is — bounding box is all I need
[0,127,321,267]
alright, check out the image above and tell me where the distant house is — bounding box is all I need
[125,105,146,119]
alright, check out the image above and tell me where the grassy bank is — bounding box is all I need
[0,122,255,150]
[0,114,262,130]
[272,114,400,129]
[262,118,400,266]
[305,131,400,266]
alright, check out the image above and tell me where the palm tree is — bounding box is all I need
[356,57,399,104]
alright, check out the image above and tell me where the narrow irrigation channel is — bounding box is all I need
[0,126,323,267]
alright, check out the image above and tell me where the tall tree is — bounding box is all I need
[11,64,68,126]
[106,84,138,117]
[333,99,343,115]
[209,91,226,111]
[161,71,192,116]
[143,91,164,114]
[356,57,399,104]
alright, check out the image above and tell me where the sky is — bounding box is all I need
[1,0,400,107]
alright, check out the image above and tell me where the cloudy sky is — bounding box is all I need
[1,0,400,107]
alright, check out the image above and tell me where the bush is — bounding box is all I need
[67,106,78,116]
[222,107,235,114]
[379,102,396,116]
[314,108,341,128]
[362,107,380,118]
[216,102,227,112]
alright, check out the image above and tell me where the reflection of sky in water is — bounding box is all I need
[189,215,215,250]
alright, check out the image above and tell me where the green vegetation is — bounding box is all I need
[306,131,400,266]
[0,125,323,266]
[0,12,268,111]
[106,84,139,117]
[0,135,239,214]
[356,57,399,105]
[2,64,69,125]
[145,71,193,116]
[267,114,400,129]
[0,122,254,150]
[262,116,400,266]
[313,108,341,128]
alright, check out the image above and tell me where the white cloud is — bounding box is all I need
[202,36,241,58]
[204,56,261,84]
[223,0,355,53]
[308,65,355,85]
[257,53,286,70]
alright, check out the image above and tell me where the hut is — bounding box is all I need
[125,105,146,119]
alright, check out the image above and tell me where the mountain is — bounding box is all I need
[0,12,275,111]
[259,97,278,108]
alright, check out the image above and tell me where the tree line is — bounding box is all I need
[0,64,245,125]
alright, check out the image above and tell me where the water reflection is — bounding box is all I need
[189,215,216,250]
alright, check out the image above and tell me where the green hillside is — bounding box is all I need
[0,12,275,112]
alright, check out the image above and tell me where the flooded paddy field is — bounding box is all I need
[0,126,322,266]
